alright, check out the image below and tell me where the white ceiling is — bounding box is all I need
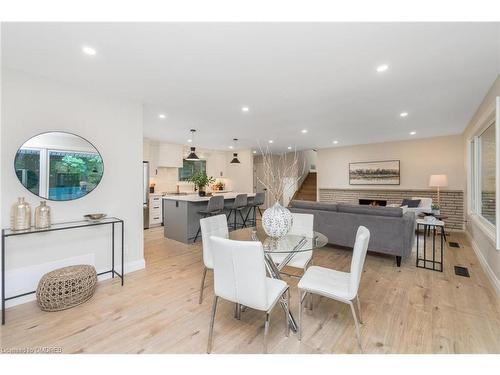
[2,22,499,152]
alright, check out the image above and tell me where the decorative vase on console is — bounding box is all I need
[10,197,32,231]
[35,201,52,229]
[256,146,306,238]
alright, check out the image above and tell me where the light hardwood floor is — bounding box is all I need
[1,226,499,354]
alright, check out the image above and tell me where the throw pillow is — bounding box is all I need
[401,198,421,208]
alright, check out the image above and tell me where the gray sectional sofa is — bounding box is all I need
[289,200,416,266]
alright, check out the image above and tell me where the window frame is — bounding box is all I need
[467,96,500,249]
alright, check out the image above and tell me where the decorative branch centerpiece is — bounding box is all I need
[256,146,306,238]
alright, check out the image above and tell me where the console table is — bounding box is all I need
[416,218,444,272]
[1,217,124,325]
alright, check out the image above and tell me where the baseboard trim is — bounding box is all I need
[4,258,146,309]
[465,231,500,296]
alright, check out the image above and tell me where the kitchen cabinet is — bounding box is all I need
[149,194,163,226]
[157,143,183,168]
[149,142,159,176]
[207,152,227,179]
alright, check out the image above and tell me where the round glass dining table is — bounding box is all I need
[229,227,329,333]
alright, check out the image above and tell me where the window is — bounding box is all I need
[178,159,206,181]
[470,121,496,227]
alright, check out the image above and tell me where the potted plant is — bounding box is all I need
[431,203,440,215]
[214,180,225,191]
[188,171,215,197]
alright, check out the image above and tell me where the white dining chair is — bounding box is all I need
[297,226,370,351]
[207,236,290,354]
[199,214,229,304]
[270,213,314,272]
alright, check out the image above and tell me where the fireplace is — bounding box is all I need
[359,198,387,206]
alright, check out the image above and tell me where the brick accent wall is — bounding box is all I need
[318,188,465,230]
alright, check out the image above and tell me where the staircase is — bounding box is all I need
[293,172,317,201]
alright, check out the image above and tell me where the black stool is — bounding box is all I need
[226,194,248,231]
[244,192,265,227]
[194,195,225,242]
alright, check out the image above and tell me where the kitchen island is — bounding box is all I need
[162,192,255,244]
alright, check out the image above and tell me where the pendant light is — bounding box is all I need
[185,129,199,161]
[230,138,241,164]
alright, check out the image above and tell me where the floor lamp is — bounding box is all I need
[429,174,448,208]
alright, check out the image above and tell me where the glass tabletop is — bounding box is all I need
[2,216,123,237]
[230,227,328,254]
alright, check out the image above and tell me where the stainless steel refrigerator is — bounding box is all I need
[143,161,150,229]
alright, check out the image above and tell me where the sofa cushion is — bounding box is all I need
[290,200,338,212]
[401,198,421,208]
[337,203,403,217]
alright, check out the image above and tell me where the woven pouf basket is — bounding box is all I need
[36,265,97,312]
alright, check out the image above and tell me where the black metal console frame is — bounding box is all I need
[1,217,124,325]
[416,222,444,272]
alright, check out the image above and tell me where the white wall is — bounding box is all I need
[1,69,144,306]
[463,76,500,294]
[317,135,465,191]
[224,149,254,193]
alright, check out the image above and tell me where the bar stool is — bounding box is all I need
[194,195,225,242]
[226,194,248,231]
[244,192,265,227]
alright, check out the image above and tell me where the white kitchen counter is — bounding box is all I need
[162,192,255,202]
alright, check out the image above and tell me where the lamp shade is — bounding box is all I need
[185,147,199,161]
[230,153,240,164]
[429,174,448,187]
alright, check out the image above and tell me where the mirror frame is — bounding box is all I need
[13,131,105,202]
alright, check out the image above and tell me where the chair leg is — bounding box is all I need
[298,290,306,341]
[356,294,363,324]
[263,312,270,354]
[239,210,247,228]
[243,206,252,226]
[234,303,241,320]
[284,289,290,337]
[194,226,201,242]
[258,207,263,218]
[207,295,219,354]
[199,266,208,304]
[349,300,362,352]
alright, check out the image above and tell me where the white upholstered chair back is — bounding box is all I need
[200,215,229,269]
[288,213,314,237]
[348,226,370,298]
[209,236,269,311]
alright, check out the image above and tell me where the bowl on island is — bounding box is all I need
[84,213,107,222]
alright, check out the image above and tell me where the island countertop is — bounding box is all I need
[162,192,255,202]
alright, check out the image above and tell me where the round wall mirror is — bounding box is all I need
[14,132,104,201]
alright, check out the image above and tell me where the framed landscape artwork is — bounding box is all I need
[349,160,400,185]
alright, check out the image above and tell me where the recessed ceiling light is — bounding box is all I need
[187,139,192,143]
[241,106,249,112]
[82,46,97,56]
[158,114,166,119]
[229,146,234,149]
[268,140,274,144]
[376,64,389,72]
[400,112,408,118]
[253,150,257,154]
[287,146,292,150]
[333,140,339,144]
[410,131,416,135]
[301,129,308,134]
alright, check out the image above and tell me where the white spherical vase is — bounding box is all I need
[262,202,293,238]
